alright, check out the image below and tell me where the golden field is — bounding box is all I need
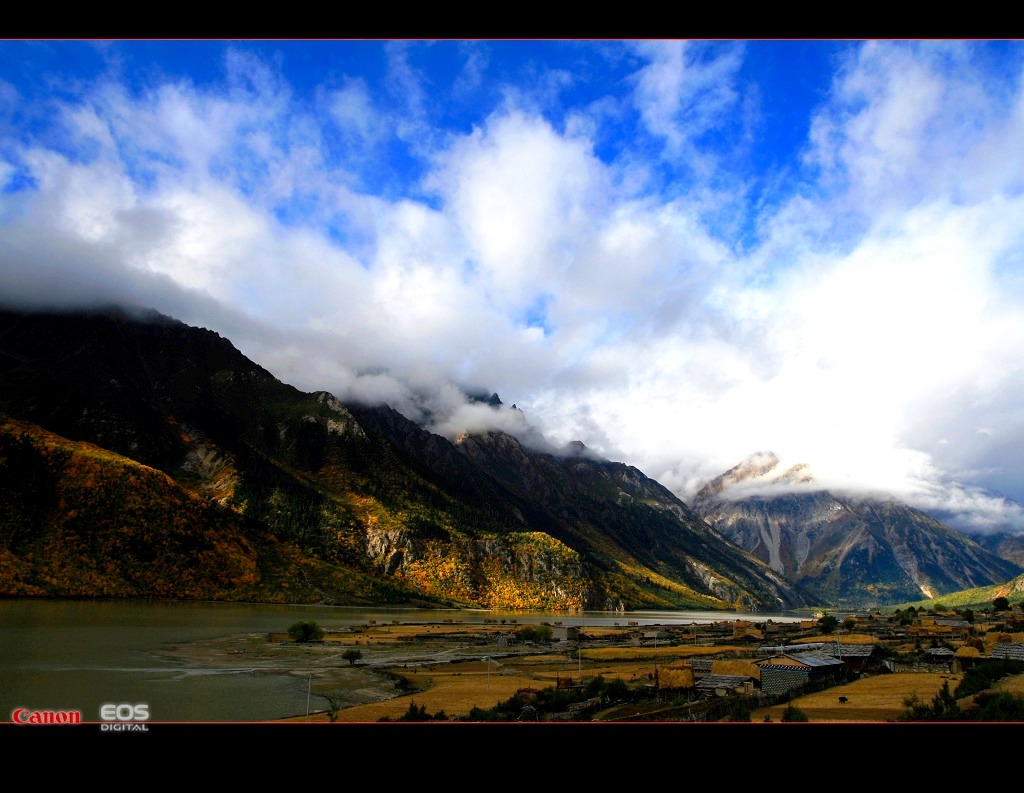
[751,673,963,722]
[265,620,1024,723]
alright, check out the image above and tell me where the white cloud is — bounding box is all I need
[329,78,385,147]
[427,110,605,315]
[3,41,1024,536]
[630,41,744,167]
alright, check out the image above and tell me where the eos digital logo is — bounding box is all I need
[99,703,150,732]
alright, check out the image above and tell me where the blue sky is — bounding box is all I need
[3,40,1024,532]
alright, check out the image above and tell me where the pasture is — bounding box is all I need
[750,673,963,722]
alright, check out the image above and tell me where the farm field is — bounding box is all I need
[750,673,963,723]
[992,672,1024,694]
[266,620,1019,723]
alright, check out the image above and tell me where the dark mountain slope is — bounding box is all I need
[348,408,802,610]
[0,306,803,610]
[961,530,1024,568]
[0,416,419,604]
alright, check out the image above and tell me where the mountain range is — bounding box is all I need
[691,452,1023,607]
[1,306,1019,612]
[0,306,802,611]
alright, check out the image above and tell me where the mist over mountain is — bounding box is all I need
[692,452,1023,607]
[0,306,803,611]
[6,42,1024,548]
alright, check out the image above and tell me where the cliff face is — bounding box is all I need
[692,453,1023,607]
[350,412,804,611]
[0,307,802,611]
[962,530,1024,569]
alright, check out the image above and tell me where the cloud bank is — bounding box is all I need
[2,40,1024,532]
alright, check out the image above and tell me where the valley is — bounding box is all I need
[255,606,1024,722]
[2,306,1023,619]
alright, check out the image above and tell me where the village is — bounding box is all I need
[265,602,1024,722]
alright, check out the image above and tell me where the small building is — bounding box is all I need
[923,646,957,672]
[758,642,828,655]
[552,626,579,642]
[820,642,882,673]
[755,653,845,696]
[658,663,696,690]
[954,645,985,672]
[934,619,971,639]
[694,674,756,699]
[910,617,971,642]
[990,642,1024,662]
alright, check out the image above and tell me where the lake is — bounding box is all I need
[0,599,809,722]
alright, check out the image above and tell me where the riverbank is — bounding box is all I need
[263,620,766,721]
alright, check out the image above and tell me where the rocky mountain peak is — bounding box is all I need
[695,451,819,504]
[691,453,1023,607]
[466,390,503,408]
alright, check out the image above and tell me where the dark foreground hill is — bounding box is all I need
[0,306,802,611]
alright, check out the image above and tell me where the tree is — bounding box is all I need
[931,680,960,719]
[780,703,809,722]
[817,614,839,635]
[399,701,430,721]
[342,648,362,666]
[392,701,446,721]
[971,692,1024,721]
[321,694,343,722]
[900,680,960,721]
[287,620,324,643]
[729,699,752,722]
[516,624,553,643]
[993,596,1010,612]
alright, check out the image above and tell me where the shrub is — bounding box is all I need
[780,703,809,722]
[729,700,752,722]
[971,692,1024,721]
[287,620,324,643]
[459,675,630,721]
[899,681,960,721]
[395,701,447,721]
[516,624,553,643]
[956,659,1024,699]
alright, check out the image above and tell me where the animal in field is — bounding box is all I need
[838,696,848,704]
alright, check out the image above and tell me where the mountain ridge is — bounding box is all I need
[692,452,1023,607]
[0,305,802,611]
